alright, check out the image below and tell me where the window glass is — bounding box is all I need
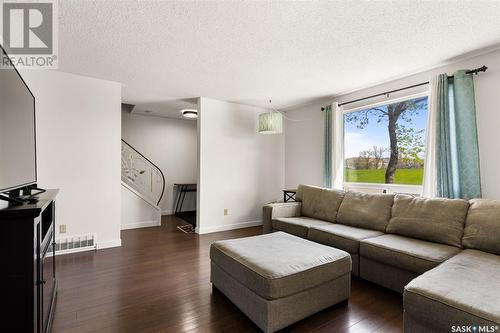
[343,96,428,185]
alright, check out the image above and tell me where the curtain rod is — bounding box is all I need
[321,65,488,110]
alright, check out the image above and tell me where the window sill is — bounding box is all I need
[343,182,422,195]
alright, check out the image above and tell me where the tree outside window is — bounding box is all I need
[343,96,428,185]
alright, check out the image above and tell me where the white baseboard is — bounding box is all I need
[121,220,160,230]
[162,209,173,216]
[197,220,262,234]
[98,239,122,249]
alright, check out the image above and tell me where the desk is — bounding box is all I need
[174,183,197,226]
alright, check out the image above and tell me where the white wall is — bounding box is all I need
[121,184,161,230]
[284,98,330,189]
[21,70,122,248]
[197,97,284,234]
[121,112,197,214]
[284,48,500,199]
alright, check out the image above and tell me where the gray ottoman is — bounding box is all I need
[210,231,351,332]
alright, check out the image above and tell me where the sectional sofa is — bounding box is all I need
[263,184,500,333]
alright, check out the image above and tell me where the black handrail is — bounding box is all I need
[121,139,166,206]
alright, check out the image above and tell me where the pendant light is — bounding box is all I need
[258,100,283,134]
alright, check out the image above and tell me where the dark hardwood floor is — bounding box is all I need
[52,216,404,333]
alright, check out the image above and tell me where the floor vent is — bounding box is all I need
[54,233,97,255]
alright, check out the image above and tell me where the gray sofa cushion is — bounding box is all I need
[360,234,461,274]
[462,199,500,255]
[386,194,469,247]
[404,249,500,327]
[210,232,351,300]
[272,217,332,238]
[263,202,302,233]
[336,191,394,232]
[308,224,383,254]
[296,184,345,223]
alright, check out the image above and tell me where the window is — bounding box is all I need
[343,95,428,186]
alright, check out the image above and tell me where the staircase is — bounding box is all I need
[121,139,166,228]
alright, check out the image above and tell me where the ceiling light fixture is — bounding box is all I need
[181,109,198,119]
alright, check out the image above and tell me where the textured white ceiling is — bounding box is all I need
[58,1,500,111]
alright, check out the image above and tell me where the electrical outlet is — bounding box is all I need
[224,208,229,216]
[59,224,67,234]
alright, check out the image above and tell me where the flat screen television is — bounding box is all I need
[0,45,37,194]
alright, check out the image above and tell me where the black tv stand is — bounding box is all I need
[0,189,59,333]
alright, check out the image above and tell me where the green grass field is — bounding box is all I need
[344,168,424,185]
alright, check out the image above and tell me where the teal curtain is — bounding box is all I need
[436,74,456,198]
[324,104,332,187]
[436,70,482,199]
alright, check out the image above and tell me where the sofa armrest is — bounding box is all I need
[262,202,302,233]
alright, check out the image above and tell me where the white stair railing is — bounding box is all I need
[121,139,165,206]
